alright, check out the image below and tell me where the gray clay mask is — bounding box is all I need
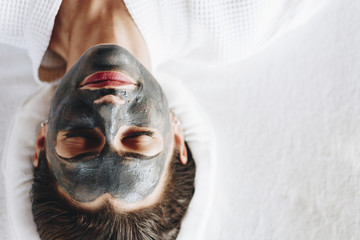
[45,45,173,203]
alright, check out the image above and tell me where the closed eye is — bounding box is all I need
[122,131,155,149]
[56,128,105,159]
[119,128,163,157]
[62,136,98,151]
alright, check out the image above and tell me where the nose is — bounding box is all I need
[97,101,124,145]
[94,95,125,105]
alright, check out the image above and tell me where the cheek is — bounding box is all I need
[64,101,95,120]
[52,101,99,132]
[127,159,164,191]
[44,147,64,185]
[126,101,155,125]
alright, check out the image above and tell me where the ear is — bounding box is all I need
[34,123,48,168]
[172,117,188,165]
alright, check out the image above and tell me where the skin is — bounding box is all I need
[48,0,151,71]
[34,0,188,210]
[46,44,173,203]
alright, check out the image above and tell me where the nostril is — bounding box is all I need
[94,95,125,105]
[119,90,127,97]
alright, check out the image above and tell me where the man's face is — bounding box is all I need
[45,45,173,203]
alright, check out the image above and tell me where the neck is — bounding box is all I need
[49,0,151,72]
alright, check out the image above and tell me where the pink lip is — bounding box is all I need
[80,71,136,89]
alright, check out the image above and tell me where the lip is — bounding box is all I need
[79,71,136,90]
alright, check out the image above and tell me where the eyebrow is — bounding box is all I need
[121,151,162,160]
[56,150,162,162]
[56,151,99,161]
[123,130,154,138]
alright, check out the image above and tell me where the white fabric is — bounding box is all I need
[0,0,327,81]
[1,0,344,239]
[124,0,329,67]
[155,72,216,240]
[2,85,55,240]
[2,75,215,240]
[0,0,62,81]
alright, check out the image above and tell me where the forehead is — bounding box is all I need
[52,142,176,210]
[45,128,175,203]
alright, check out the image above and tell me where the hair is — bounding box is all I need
[31,144,196,240]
